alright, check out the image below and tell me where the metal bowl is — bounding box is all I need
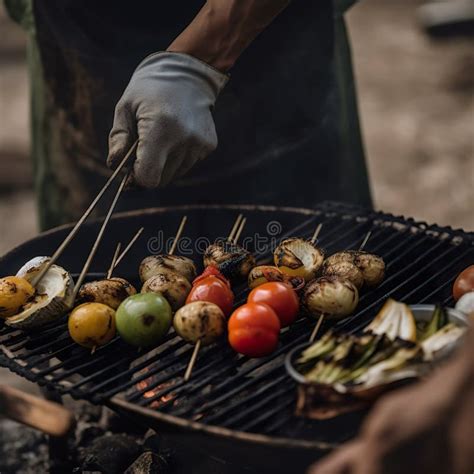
[285,304,469,386]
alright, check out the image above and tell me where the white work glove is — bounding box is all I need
[107,52,228,188]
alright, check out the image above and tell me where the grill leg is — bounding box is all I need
[40,386,73,473]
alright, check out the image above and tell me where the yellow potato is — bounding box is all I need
[0,276,35,318]
[68,303,116,349]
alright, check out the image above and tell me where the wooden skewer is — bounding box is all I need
[359,231,372,251]
[307,231,372,343]
[233,217,247,244]
[31,140,138,288]
[106,243,122,279]
[227,214,243,242]
[169,216,187,256]
[114,227,144,270]
[185,214,242,381]
[185,214,247,381]
[310,223,323,245]
[184,338,202,382]
[72,172,129,302]
[309,313,325,343]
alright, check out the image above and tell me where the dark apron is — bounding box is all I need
[6,0,371,230]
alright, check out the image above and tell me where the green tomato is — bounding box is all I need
[116,293,172,347]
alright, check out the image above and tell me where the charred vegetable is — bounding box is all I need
[141,270,191,312]
[77,277,137,309]
[68,302,116,349]
[321,260,364,290]
[247,265,304,290]
[302,276,359,319]
[323,251,385,288]
[6,257,74,329]
[291,301,467,400]
[274,238,324,281]
[116,293,172,347]
[0,276,35,318]
[204,241,255,280]
[174,301,225,345]
[365,299,417,342]
[139,255,196,283]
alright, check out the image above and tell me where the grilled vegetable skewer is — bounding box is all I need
[68,178,139,350]
[179,215,244,379]
[274,223,324,281]
[140,217,194,311]
[204,215,255,280]
[321,231,385,289]
[304,230,373,338]
[175,301,226,381]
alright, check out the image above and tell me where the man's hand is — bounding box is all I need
[108,1,290,188]
[309,327,474,474]
[107,52,227,188]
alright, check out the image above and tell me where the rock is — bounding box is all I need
[124,451,170,474]
[0,419,48,473]
[80,433,141,474]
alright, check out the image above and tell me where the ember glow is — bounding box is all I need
[135,374,176,409]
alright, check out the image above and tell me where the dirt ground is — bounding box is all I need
[0,1,472,392]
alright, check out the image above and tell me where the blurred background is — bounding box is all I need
[0,0,472,410]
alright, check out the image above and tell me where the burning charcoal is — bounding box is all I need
[142,430,161,453]
[80,434,141,474]
[124,451,171,474]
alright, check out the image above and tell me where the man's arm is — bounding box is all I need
[108,1,291,188]
[168,0,291,72]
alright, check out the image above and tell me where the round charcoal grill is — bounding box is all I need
[1,202,473,473]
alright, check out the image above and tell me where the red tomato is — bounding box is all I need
[196,265,226,282]
[453,265,474,301]
[186,276,234,316]
[247,282,299,327]
[228,303,280,357]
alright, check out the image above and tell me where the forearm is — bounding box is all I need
[167,0,291,71]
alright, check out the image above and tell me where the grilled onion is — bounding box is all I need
[6,257,74,329]
[302,276,359,319]
[274,238,324,281]
[77,277,137,310]
[141,269,191,312]
[139,255,196,283]
[204,241,256,280]
[174,301,225,345]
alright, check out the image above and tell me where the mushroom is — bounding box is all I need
[323,250,385,288]
[302,276,359,319]
[5,256,74,329]
[204,241,256,280]
[321,260,364,290]
[173,301,225,345]
[77,277,137,310]
[274,238,324,281]
[139,255,196,283]
[141,269,191,312]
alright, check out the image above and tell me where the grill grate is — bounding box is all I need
[1,202,473,443]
